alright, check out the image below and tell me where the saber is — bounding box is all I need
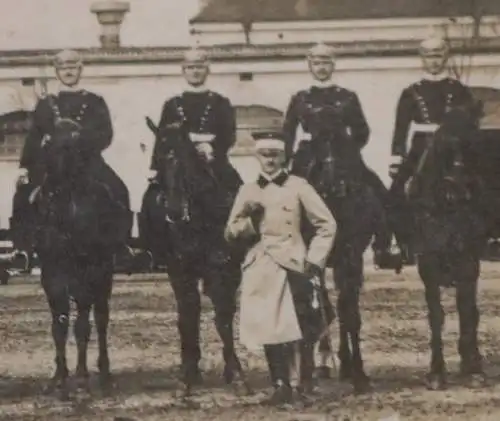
[311,275,337,375]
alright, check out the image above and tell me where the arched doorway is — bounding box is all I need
[231,104,284,156]
[229,104,284,181]
[0,110,32,160]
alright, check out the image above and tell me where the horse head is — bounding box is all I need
[304,110,360,198]
[154,122,193,224]
[427,102,481,208]
[36,118,107,256]
[43,118,86,189]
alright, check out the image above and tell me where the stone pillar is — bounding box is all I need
[90,1,130,49]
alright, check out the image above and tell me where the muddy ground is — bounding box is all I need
[2,264,500,420]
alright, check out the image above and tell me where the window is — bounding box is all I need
[0,111,32,161]
[231,105,284,156]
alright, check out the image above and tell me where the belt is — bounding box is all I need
[406,122,438,146]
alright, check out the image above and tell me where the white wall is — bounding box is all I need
[0,53,500,231]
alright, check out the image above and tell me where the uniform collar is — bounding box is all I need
[422,72,448,82]
[56,82,83,93]
[184,83,209,93]
[310,78,335,89]
[257,170,289,188]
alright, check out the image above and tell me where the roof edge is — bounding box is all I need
[1,38,500,67]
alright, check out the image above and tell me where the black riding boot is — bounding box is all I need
[263,344,293,405]
[388,183,416,265]
[360,166,403,271]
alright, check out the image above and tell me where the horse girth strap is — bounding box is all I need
[414,136,433,177]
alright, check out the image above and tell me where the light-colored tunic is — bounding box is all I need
[225,174,336,350]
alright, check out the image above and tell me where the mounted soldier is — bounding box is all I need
[140,47,246,394]
[149,47,242,195]
[389,34,475,263]
[13,49,130,256]
[282,42,401,270]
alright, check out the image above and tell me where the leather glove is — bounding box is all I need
[195,142,214,162]
[40,134,52,148]
[304,261,323,279]
[147,170,158,184]
[16,168,29,187]
[389,163,402,179]
[240,200,264,219]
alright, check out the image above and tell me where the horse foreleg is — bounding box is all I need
[42,270,71,399]
[419,255,446,390]
[94,278,113,390]
[336,285,352,382]
[316,335,333,379]
[204,268,250,393]
[74,302,91,391]
[170,275,202,395]
[455,256,485,387]
[345,283,371,394]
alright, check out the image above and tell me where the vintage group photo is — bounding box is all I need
[1,0,500,420]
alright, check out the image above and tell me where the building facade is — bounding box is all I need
[0,0,500,234]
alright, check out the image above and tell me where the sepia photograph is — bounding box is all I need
[1,0,500,420]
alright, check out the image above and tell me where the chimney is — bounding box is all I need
[91,1,130,49]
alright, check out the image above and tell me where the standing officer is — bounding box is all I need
[389,34,475,262]
[14,49,130,250]
[225,131,336,406]
[150,47,242,194]
[282,42,401,270]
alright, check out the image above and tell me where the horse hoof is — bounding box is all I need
[178,383,193,400]
[75,375,90,392]
[339,365,352,382]
[231,379,253,396]
[315,365,331,380]
[425,373,446,391]
[352,374,372,395]
[464,373,488,389]
[292,389,314,409]
[180,365,203,387]
[99,373,114,393]
[57,387,71,401]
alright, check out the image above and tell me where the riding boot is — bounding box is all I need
[372,221,403,271]
[298,340,315,393]
[360,165,403,271]
[264,344,280,387]
[388,181,417,265]
[264,344,293,405]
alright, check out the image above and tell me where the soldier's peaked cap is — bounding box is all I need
[419,34,449,55]
[182,47,209,64]
[307,42,335,59]
[252,131,285,151]
[53,49,83,67]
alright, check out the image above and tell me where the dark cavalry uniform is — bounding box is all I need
[282,85,395,257]
[12,90,130,249]
[150,90,242,193]
[389,77,474,258]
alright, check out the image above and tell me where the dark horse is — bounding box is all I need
[406,103,488,390]
[293,114,388,394]
[32,118,132,399]
[139,119,248,397]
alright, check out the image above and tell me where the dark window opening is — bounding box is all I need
[0,110,32,161]
[239,72,253,82]
[231,105,283,155]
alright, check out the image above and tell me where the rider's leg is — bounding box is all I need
[359,165,402,269]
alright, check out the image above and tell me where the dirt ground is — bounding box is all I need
[2,264,500,421]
